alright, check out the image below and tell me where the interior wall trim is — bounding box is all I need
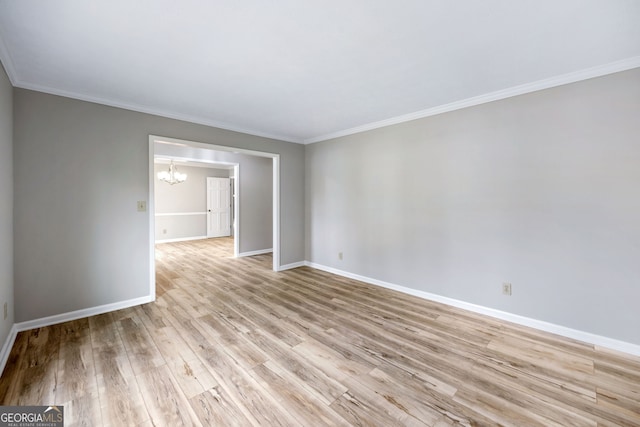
[155,212,207,216]
[304,261,640,357]
[14,295,154,333]
[155,236,209,244]
[2,260,637,376]
[279,261,306,271]
[3,35,637,147]
[0,324,17,377]
[0,35,17,86]
[237,248,273,258]
[11,78,298,143]
[304,56,640,144]
[0,295,154,375]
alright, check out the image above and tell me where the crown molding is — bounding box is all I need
[4,48,639,146]
[13,80,304,144]
[0,33,17,85]
[304,56,640,144]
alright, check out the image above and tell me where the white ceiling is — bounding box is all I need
[0,1,639,144]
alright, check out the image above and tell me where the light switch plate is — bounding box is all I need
[137,201,147,212]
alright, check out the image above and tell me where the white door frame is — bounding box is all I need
[148,135,281,300]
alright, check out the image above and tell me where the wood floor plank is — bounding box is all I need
[148,325,218,399]
[61,389,103,427]
[292,338,373,380]
[247,328,348,405]
[117,316,165,376]
[363,367,463,426]
[304,325,383,370]
[196,313,269,369]
[134,303,171,331]
[1,237,639,426]
[0,330,29,403]
[324,350,449,427]
[90,313,150,426]
[595,387,640,426]
[465,362,598,426]
[487,334,595,377]
[330,387,428,427]
[250,361,351,426]
[373,360,496,425]
[14,362,58,406]
[148,324,198,364]
[135,364,202,427]
[452,386,565,427]
[89,315,136,381]
[155,291,198,327]
[56,320,98,406]
[95,354,150,426]
[196,342,298,427]
[471,355,605,421]
[9,326,62,406]
[189,386,254,426]
[167,358,219,400]
[214,288,306,347]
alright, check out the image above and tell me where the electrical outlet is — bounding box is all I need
[502,282,512,296]
[338,252,343,260]
[3,302,7,320]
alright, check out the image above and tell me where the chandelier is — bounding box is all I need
[157,160,187,185]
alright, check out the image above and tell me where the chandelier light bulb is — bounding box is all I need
[158,160,187,185]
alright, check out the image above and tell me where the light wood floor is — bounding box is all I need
[1,238,639,426]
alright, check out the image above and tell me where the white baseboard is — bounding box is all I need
[279,261,306,271]
[155,235,208,244]
[14,295,154,333]
[0,295,154,375]
[305,261,640,357]
[2,261,637,378]
[0,324,18,376]
[238,248,273,257]
[155,212,207,217]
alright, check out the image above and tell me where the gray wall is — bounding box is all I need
[232,154,273,252]
[0,63,13,345]
[154,164,231,241]
[306,68,640,345]
[13,89,304,322]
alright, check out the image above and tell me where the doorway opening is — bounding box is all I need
[154,158,237,246]
[148,135,281,300]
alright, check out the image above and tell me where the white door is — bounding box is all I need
[207,177,231,238]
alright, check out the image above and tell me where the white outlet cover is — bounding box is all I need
[502,283,512,295]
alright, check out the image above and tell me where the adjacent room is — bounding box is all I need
[0,1,638,425]
[154,159,236,244]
